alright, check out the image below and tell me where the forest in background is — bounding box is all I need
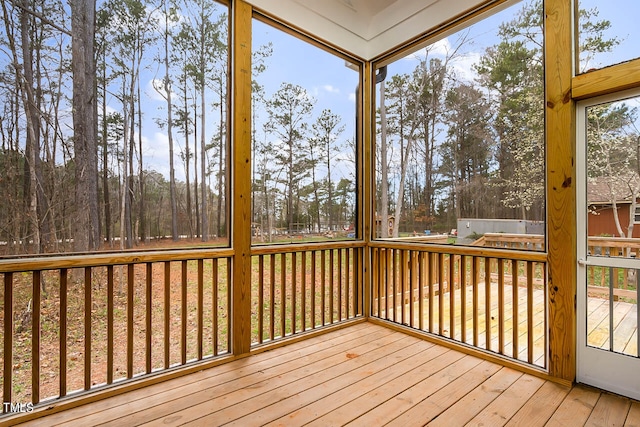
[0,0,631,255]
[375,0,621,239]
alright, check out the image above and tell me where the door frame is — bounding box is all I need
[576,88,640,400]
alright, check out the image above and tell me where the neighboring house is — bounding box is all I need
[587,175,640,238]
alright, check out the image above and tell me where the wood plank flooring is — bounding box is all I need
[15,322,640,427]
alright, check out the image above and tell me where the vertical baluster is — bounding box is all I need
[258,256,264,344]
[107,266,114,383]
[409,251,415,327]
[301,251,307,331]
[392,249,398,323]
[419,252,425,331]
[345,248,351,320]
[292,252,297,333]
[485,258,492,350]
[180,261,187,366]
[460,255,467,343]
[498,258,505,355]
[472,257,479,347]
[321,250,326,326]
[213,258,219,355]
[311,251,316,329]
[4,272,14,406]
[32,271,41,404]
[128,264,135,377]
[449,255,456,340]
[329,250,334,324]
[84,267,92,390]
[527,261,534,364]
[401,249,407,326]
[354,247,360,316]
[226,259,231,352]
[512,260,519,360]
[376,248,383,318]
[437,253,444,335]
[270,254,275,340]
[163,262,171,369]
[197,259,204,360]
[280,253,286,337]
[428,253,434,332]
[543,264,548,369]
[60,269,67,397]
[386,248,391,321]
[146,263,153,372]
[338,248,343,322]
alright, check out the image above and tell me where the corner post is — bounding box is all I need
[545,0,576,382]
[231,0,253,356]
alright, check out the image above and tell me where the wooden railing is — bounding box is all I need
[371,242,548,369]
[0,249,232,408]
[473,233,545,251]
[474,233,638,302]
[587,236,640,301]
[251,242,364,345]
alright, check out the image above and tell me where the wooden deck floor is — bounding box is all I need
[16,322,640,427]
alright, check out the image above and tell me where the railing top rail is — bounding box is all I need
[587,236,640,248]
[483,233,545,242]
[369,240,547,262]
[0,247,235,273]
[250,240,365,255]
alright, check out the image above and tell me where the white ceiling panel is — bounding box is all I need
[245,0,493,60]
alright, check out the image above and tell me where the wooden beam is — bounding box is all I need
[573,58,640,100]
[363,60,373,317]
[545,0,576,382]
[231,0,253,356]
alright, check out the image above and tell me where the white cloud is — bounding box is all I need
[348,92,356,103]
[146,78,169,102]
[449,51,482,82]
[400,36,481,83]
[322,84,340,94]
[140,131,186,181]
[405,37,452,61]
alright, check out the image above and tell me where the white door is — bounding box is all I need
[577,89,640,400]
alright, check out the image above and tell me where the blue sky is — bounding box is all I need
[133,0,639,183]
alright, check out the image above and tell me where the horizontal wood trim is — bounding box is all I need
[369,241,547,262]
[572,58,640,100]
[251,240,365,255]
[367,318,571,388]
[0,248,234,273]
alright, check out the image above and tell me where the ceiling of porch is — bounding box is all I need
[245,0,498,60]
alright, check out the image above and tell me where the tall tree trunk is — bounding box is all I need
[15,5,41,253]
[101,54,111,247]
[193,100,200,238]
[138,74,146,243]
[162,3,178,242]
[200,81,208,241]
[71,0,99,252]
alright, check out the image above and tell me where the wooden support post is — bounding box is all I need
[363,60,372,318]
[545,0,576,382]
[232,0,253,356]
